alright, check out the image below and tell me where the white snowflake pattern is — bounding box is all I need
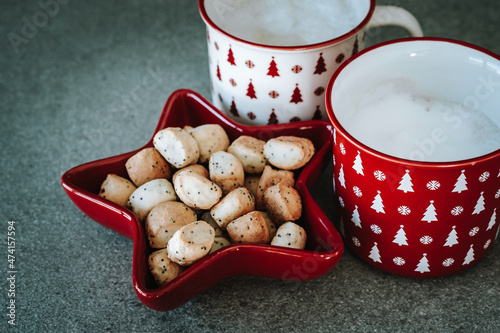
[339,143,346,155]
[420,235,433,245]
[393,257,406,266]
[338,196,345,208]
[469,227,480,236]
[374,170,386,181]
[398,206,411,216]
[451,206,464,216]
[426,180,441,190]
[442,258,455,267]
[484,239,492,249]
[371,224,382,234]
[495,189,500,199]
[353,186,362,197]
[479,172,490,182]
[352,237,361,247]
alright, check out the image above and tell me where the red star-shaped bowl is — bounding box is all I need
[61,89,343,311]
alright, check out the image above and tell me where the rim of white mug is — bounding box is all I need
[326,37,500,169]
[198,0,376,51]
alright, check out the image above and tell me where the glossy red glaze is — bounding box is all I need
[61,89,344,311]
[326,38,500,278]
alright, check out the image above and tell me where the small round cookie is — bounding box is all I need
[263,136,315,170]
[167,221,215,266]
[145,201,198,249]
[209,151,245,194]
[153,127,200,169]
[125,147,172,187]
[173,170,222,210]
[255,165,295,210]
[172,164,209,184]
[226,211,270,244]
[227,135,267,174]
[199,211,224,237]
[262,182,302,226]
[127,178,177,221]
[244,174,260,198]
[98,174,136,208]
[189,124,230,164]
[148,248,184,286]
[271,222,307,250]
[210,187,255,230]
[261,211,277,240]
[209,236,232,254]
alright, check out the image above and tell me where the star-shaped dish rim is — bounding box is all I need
[61,89,344,311]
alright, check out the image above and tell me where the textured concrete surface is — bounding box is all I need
[1,0,499,332]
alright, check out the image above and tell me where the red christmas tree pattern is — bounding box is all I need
[227,45,236,65]
[314,52,327,75]
[335,53,345,64]
[246,79,257,99]
[267,56,279,77]
[313,105,322,120]
[216,64,222,81]
[268,109,278,124]
[229,99,239,117]
[351,36,359,56]
[290,84,303,104]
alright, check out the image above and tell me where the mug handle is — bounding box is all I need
[366,5,424,37]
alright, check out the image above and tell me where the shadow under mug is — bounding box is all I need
[199,0,423,125]
[326,37,500,278]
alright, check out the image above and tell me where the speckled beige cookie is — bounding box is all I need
[167,221,215,266]
[226,211,270,244]
[263,136,315,170]
[255,165,295,210]
[208,151,245,194]
[271,222,307,250]
[227,135,267,174]
[262,182,302,226]
[98,174,137,208]
[189,124,230,164]
[126,178,177,221]
[145,201,198,249]
[153,127,200,169]
[210,187,255,230]
[148,248,184,286]
[125,147,172,187]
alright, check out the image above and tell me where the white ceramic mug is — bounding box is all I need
[199,0,423,125]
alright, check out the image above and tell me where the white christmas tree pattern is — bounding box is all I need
[352,151,364,175]
[462,244,475,265]
[351,205,362,228]
[415,253,430,273]
[452,170,468,193]
[421,200,438,223]
[371,191,385,213]
[369,242,382,263]
[472,192,486,215]
[393,225,408,246]
[486,208,497,231]
[444,226,459,247]
[338,164,346,189]
[397,170,414,193]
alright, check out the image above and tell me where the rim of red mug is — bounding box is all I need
[198,0,376,51]
[326,36,500,169]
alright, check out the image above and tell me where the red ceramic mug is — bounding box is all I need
[326,38,500,278]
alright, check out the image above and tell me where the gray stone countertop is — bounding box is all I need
[1,0,499,332]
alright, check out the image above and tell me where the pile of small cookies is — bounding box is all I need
[98,124,315,287]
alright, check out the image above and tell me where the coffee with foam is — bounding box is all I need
[341,79,500,162]
[205,0,370,46]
